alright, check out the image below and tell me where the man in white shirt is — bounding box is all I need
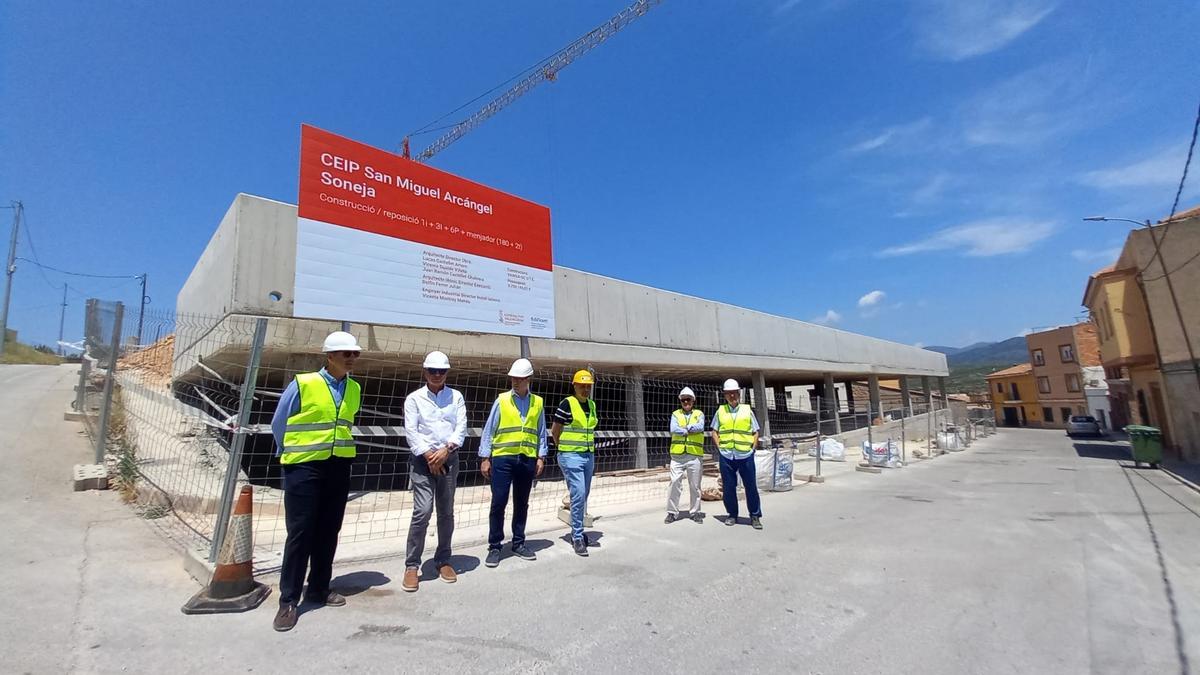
[402,351,467,592]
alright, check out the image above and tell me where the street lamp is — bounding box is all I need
[1083,214,1200,430]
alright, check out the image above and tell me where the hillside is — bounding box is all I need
[947,336,1029,367]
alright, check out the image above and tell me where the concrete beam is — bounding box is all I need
[752,370,771,442]
[624,366,648,469]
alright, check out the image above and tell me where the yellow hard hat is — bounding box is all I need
[572,369,595,385]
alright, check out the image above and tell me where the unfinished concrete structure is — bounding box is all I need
[170,194,950,489]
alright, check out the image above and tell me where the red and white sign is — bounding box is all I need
[295,125,554,337]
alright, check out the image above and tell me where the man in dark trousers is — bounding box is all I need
[270,331,362,632]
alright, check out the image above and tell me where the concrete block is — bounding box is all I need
[73,464,109,491]
[182,546,216,587]
[63,407,90,422]
[802,474,826,483]
[855,465,882,474]
[558,508,598,527]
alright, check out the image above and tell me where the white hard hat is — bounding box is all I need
[508,358,534,377]
[422,351,451,369]
[722,379,740,392]
[322,331,361,352]
[679,387,696,400]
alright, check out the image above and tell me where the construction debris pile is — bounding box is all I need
[118,334,174,386]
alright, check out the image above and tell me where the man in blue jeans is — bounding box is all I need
[551,369,598,557]
[711,378,763,530]
[478,358,547,568]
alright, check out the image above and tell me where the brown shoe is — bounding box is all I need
[402,568,419,592]
[438,564,457,584]
[305,590,346,607]
[273,603,298,632]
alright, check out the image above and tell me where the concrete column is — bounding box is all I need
[624,366,648,469]
[752,370,771,443]
[845,380,856,411]
[938,377,949,411]
[900,376,912,414]
[869,374,882,422]
[922,376,933,413]
[824,372,841,434]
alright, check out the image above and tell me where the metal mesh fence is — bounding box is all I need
[90,306,958,566]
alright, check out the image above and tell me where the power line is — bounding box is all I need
[13,256,140,280]
[1139,96,1200,274]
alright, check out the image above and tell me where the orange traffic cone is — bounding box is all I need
[181,485,271,614]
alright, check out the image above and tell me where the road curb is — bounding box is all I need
[1160,465,1200,495]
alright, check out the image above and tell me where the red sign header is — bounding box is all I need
[298,125,552,271]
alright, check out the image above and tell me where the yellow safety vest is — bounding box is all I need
[715,404,755,452]
[280,372,360,465]
[670,409,705,456]
[491,391,544,458]
[558,397,597,453]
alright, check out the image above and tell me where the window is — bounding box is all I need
[1032,349,1045,366]
[1010,383,1020,400]
[997,383,1003,393]
[1037,376,1051,394]
[1043,407,1054,422]
[1060,344,1075,363]
[1066,373,1080,392]
[1060,407,1072,422]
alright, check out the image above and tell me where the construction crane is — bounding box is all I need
[403,0,661,163]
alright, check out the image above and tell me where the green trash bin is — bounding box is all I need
[1126,425,1163,468]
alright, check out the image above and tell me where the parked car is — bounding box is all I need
[1066,415,1102,437]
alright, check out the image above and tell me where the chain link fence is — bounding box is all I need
[78,303,963,568]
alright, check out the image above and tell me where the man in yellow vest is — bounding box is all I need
[711,378,763,530]
[550,369,598,557]
[269,331,362,632]
[478,358,547,568]
[666,387,706,524]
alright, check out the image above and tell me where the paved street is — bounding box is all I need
[3,364,1199,674]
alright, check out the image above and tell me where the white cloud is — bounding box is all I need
[914,341,926,348]
[915,0,1056,61]
[1079,145,1196,191]
[879,218,1056,257]
[812,309,842,325]
[858,290,886,308]
[960,62,1086,147]
[847,118,932,153]
[1070,247,1120,263]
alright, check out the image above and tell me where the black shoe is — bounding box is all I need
[304,590,346,607]
[511,544,536,561]
[690,512,704,523]
[485,548,502,568]
[664,513,677,524]
[273,603,298,632]
[724,516,737,526]
[573,538,589,557]
[751,517,763,530]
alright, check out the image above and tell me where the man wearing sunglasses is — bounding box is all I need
[401,350,466,593]
[270,331,362,632]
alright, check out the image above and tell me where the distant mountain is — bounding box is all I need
[947,336,1029,367]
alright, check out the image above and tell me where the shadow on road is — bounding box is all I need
[1073,441,1130,462]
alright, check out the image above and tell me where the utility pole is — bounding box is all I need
[136,273,148,346]
[58,283,67,356]
[0,201,22,358]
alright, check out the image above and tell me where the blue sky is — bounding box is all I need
[2,0,1197,350]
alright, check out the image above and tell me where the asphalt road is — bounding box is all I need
[3,364,1198,674]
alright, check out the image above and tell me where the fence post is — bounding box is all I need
[75,357,90,412]
[94,303,124,464]
[210,317,269,563]
[900,407,907,463]
[814,395,822,479]
[926,403,933,458]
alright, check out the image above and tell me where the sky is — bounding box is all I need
[1,0,1198,351]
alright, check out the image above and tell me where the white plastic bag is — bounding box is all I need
[809,438,846,461]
